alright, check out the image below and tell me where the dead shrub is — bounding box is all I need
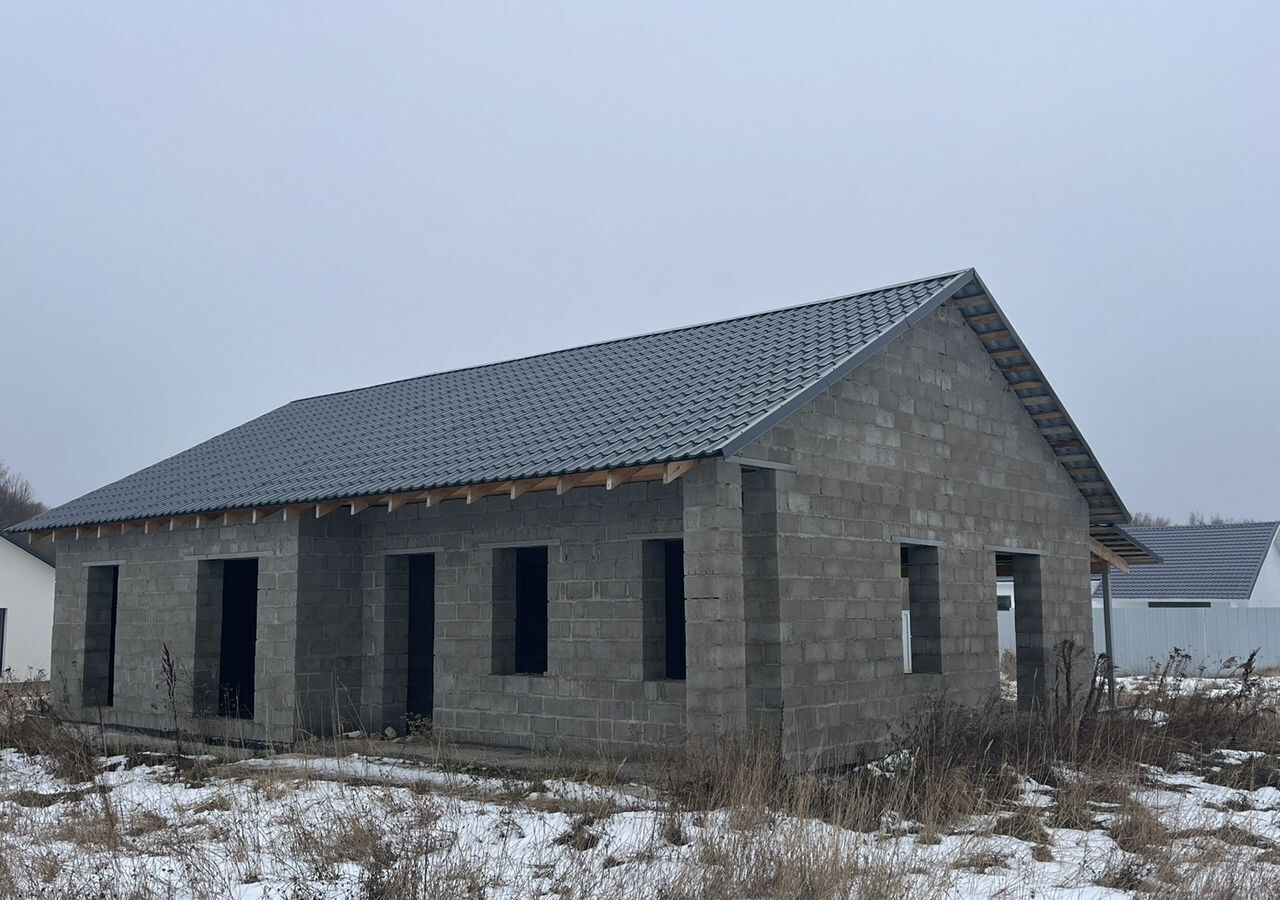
[1096,854,1154,891]
[124,809,170,838]
[554,813,602,852]
[47,802,122,850]
[999,649,1017,683]
[1175,824,1277,851]
[5,787,92,808]
[1127,650,1280,755]
[189,792,234,814]
[1109,797,1169,856]
[661,813,688,846]
[990,804,1050,845]
[1204,754,1280,791]
[663,826,914,900]
[951,849,1008,873]
[1048,778,1100,831]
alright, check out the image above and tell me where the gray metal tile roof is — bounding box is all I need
[14,270,979,531]
[1095,522,1280,601]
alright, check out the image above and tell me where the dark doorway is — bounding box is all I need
[663,540,686,679]
[514,546,549,674]
[218,558,258,719]
[405,555,436,719]
[84,565,120,707]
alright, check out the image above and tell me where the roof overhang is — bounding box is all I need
[1090,524,1162,574]
[7,459,703,544]
[948,271,1134,529]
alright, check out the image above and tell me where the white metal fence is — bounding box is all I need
[998,607,1280,674]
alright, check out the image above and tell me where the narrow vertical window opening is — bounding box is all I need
[492,545,549,675]
[643,539,686,680]
[900,544,942,674]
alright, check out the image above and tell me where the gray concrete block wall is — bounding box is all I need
[294,513,366,736]
[742,301,1093,764]
[49,520,302,744]
[742,467,783,730]
[682,459,748,734]
[357,480,688,752]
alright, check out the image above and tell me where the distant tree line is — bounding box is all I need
[0,462,46,529]
[1129,510,1259,527]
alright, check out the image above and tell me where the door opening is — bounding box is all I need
[218,558,258,719]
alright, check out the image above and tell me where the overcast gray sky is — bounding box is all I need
[2,4,1277,522]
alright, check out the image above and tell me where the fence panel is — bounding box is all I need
[1091,607,1280,674]
[996,607,1280,674]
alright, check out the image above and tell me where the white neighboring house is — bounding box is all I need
[0,533,55,680]
[1091,522,1280,609]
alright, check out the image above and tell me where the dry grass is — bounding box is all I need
[1,646,1278,899]
[990,803,1051,845]
[1110,796,1170,856]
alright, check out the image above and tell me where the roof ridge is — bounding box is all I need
[291,268,973,405]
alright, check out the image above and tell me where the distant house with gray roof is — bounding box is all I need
[1093,522,1280,609]
[6,268,1152,762]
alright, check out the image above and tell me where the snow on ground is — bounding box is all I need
[2,747,1279,899]
[1115,674,1280,700]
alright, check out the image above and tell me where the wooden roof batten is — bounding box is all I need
[951,279,1130,529]
[26,460,702,541]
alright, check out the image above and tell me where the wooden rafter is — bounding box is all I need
[556,473,592,495]
[606,467,641,490]
[349,497,379,515]
[663,459,698,484]
[281,504,311,522]
[509,480,533,500]
[24,460,705,541]
[963,312,1004,326]
[1090,537,1132,575]
[466,483,510,504]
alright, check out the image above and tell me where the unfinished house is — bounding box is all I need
[8,268,1153,762]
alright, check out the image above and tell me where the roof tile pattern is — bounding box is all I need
[16,274,965,530]
[1097,522,1280,601]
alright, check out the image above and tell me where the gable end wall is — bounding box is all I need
[741,301,1093,763]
